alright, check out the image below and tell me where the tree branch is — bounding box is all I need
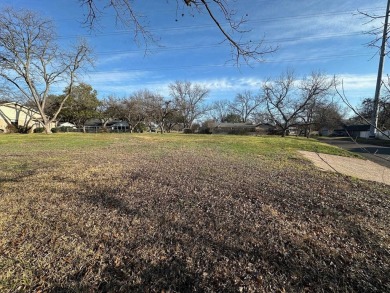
[78,0,276,64]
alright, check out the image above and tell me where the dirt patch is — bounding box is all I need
[299,151,390,185]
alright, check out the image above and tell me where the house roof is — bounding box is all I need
[0,102,41,115]
[84,118,103,126]
[345,124,370,132]
[107,120,129,127]
[213,122,271,129]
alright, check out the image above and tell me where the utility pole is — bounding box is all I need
[369,0,390,138]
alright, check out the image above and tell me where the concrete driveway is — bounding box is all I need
[318,138,390,169]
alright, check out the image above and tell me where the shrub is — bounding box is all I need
[18,126,30,133]
[34,127,45,133]
[51,128,59,133]
[227,129,250,135]
[197,127,212,134]
[134,123,147,133]
[59,126,75,132]
[7,125,32,134]
[191,123,200,133]
[183,128,193,134]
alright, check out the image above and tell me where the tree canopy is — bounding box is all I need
[55,83,100,131]
[263,71,335,136]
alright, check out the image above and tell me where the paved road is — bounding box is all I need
[319,138,390,169]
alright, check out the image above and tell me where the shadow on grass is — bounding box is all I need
[7,165,388,292]
[0,169,36,183]
[122,258,200,292]
[66,183,390,292]
[0,160,56,184]
[82,189,139,218]
[49,259,201,293]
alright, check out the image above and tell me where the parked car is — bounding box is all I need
[331,129,347,137]
[58,122,77,129]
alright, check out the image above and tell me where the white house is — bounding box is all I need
[0,102,46,133]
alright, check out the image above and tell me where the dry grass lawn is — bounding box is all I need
[0,133,389,292]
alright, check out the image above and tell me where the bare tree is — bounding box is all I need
[0,7,91,133]
[143,92,176,134]
[229,90,263,123]
[169,81,210,128]
[297,73,336,137]
[311,102,345,133]
[263,71,296,136]
[120,90,150,132]
[359,5,390,55]
[78,0,276,64]
[263,71,335,137]
[98,95,122,128]
[252,111,273,124]
[210,99,230,122]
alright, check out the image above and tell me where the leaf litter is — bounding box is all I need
[0,137,389,292]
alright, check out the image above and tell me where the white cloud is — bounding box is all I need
[337,73,377,90]
[333,73,377,106]
[256,1,384,51]
[96,52,140,66]
[189,77,263,94]
[84,71,149,84]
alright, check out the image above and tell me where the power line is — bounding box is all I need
[90,32,367,56]
[86,52,373,74]
[54,6,381,63]
[56,7,385,40]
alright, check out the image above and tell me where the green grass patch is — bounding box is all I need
[127,133,355,157]
[0,133,355,158]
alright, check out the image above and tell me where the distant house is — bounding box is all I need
[255,123,276,135]
[211,122,274,135]
[287,126,299,136]
[344,124,370,139]
[107,120,129,132]
[82,119,130,132]
[81,118,102,132]
[0,102,47,133]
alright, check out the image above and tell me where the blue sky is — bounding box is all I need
[2,0,387,107]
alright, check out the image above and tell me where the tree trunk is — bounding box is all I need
[306,127,311,138]
[44,123,52,134]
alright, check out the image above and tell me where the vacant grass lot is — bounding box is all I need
[0,133,389,292]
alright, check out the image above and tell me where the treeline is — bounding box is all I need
[43,81,210,133]
[2,7,388,136]
[28,71,390,136]
[41,71,343,136]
